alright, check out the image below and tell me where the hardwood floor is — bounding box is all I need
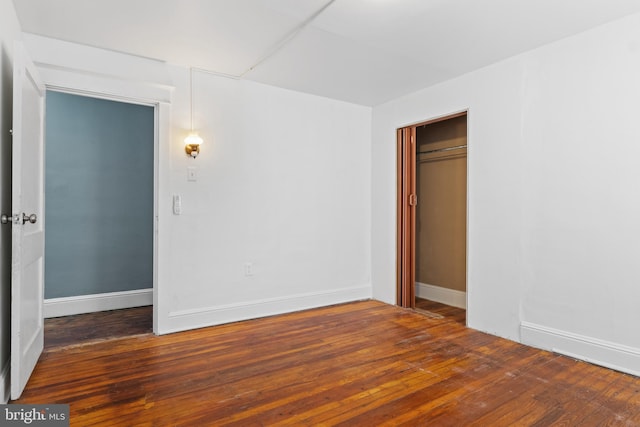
[14,300,640,426]
[44,306,153,350]
[415,297,466,325]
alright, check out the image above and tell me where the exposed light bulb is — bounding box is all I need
[184,132,203,146]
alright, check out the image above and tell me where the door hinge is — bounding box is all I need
[409,194,418,206]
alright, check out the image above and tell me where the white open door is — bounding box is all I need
[10,42,45,400]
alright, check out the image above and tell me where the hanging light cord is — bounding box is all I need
[189,67,195,132]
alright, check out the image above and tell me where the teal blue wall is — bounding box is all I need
[45,91,154,299]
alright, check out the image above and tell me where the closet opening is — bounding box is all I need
[397,112,468,324]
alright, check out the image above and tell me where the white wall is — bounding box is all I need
[518,13,640,373]
[23,34,372,334]
[0,0,22,403]
[372,13,640,374]
[164,65,372,332]
[372,57,525,340]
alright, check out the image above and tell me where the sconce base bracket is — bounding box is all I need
[185,144,200,158]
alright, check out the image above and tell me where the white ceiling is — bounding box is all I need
[12,0,640,106]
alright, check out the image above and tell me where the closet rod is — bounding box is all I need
[417,144,467,155]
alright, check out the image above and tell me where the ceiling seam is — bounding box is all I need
[239,0,337,78]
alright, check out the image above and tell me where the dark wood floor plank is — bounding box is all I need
[44,306,153,350]
[14,300,640,426]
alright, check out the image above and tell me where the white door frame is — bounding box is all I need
[36,68,172,335]
[397,109,470,319]
[43,87,164,332]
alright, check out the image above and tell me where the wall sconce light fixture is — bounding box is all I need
[185,67,203,158]
[185,132,202,158]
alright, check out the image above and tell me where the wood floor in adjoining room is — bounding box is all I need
[44,305,153,351]
[415,297,466,326]
[44,306,153,350]
[15,300,640,426]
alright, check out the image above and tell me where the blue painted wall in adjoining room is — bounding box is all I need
[45,91,154,299]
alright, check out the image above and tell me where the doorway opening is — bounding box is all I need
[397,112,468,324]
[43,90,156,346]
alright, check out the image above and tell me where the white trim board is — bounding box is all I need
[44,289,153,318]
[415,282,466,309]
[163,285,372,334]
[0,361,9,403]
[520,321,640,377]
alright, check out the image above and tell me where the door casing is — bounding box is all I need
[41,83,167,334]
[396,111,469,313]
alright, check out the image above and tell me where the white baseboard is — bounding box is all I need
[415,282,466,309]
[44,289,153,318]
[521,321,640,377]
[1,361,9,403]
[161,284,372,334]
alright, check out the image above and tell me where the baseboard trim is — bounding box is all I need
[44,289,153,318]
[1,361,9,403]
[521,321,640,377]
[162,284,372,334]
[415,282,466,309]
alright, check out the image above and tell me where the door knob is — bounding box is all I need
[22,213,37,224]
[2,213,37,224]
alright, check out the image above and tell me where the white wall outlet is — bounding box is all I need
[187,166,197,182]
[244,262,254,276]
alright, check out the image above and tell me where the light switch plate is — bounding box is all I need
[187,166,197,182]
[173,195,182,215]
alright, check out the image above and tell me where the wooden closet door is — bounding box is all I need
[397,127,416,308]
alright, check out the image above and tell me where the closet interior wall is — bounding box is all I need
[415,115,467,295]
